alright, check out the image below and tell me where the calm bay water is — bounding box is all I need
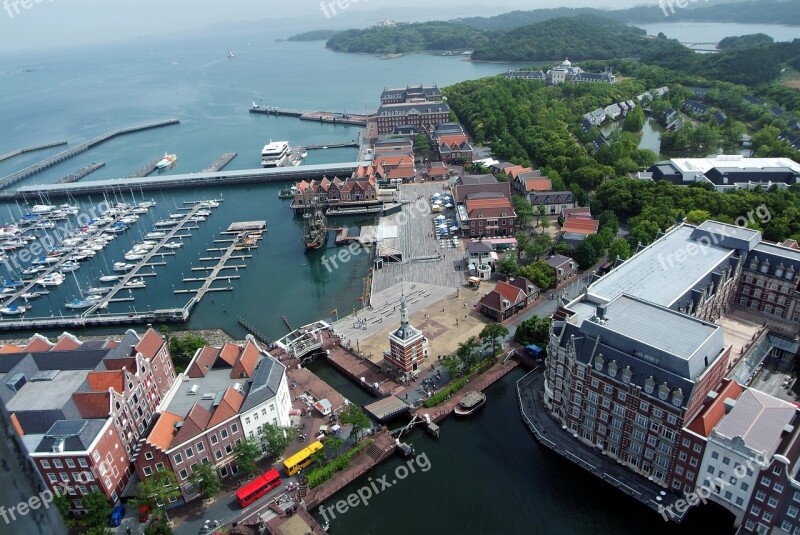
[638,22,800,43]
[0,28,748,534]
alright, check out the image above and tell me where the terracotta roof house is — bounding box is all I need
[476,280,534,321]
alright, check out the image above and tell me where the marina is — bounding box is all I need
[129,156,166,178]
[201,152,238,172]
[0,119,180,189]
[57,162,105,184]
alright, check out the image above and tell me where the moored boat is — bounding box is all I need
[454,391,486,416]
[302,203,327,251]
[123,278,146,289]
[0,304,30,315]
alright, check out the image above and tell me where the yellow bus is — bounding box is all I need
[283,440,324,476]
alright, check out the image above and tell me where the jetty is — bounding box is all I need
[0,119,179,189]
[201,152,237,172]
[249,104,369,126]
[303,141,359,150]
[129,156,163,178]
[57,162,105,183]
[3,162,366,200]
[0,140,68,162]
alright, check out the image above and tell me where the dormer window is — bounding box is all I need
[594,355,604,372]
[644,376,655,395]
[622,366,632,384]
[750,256,759,270]
[658,383,669,401]
[608,361,618,378]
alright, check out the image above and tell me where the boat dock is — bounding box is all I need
[57,162,105,183]
[303,141,359,150]
[0,140,68,162]
[249,104,369,126]
[202,152,237,172]
[0,119,179,189]
[4,162,366,200]
[129,156,163,178]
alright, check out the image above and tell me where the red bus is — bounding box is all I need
[235,468,282,507]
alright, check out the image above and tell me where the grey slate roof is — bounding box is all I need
[378,102,450,115]
[714,389,797,454]
[466,241,493,255]
[240,355,286,413]
[35,419,107,453]
[529,191,574,205]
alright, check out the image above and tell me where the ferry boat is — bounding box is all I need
[156,153,177,170]
[302,203,327,251]
[454,391,486,416]
[261,141,290,168]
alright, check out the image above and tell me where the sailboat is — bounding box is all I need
[302,202,327,251]
[227,50,235,59]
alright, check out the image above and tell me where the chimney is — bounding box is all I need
[724,398,736,414]
[596,305,607,320]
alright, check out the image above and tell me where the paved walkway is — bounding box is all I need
[372,182,465,293]
[517,368,687,523]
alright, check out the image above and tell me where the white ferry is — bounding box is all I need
[261,140,290,168]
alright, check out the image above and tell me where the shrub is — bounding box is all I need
[305,439,374,489]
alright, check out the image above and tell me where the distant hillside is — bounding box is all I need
[287,30,340,42]
[471,16,650,62]
[455,0,800,28]
[718,33,775,50]
[326,21,488,54]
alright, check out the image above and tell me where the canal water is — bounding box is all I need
[601,117,664,156]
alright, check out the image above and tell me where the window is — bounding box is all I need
[214,450,223,460]
[711,451,719,460]
[196,442,205,453]
[682,438,691,448]
[65,459,75,468]
[761,476,772,486]
[210,434,218,445]
[185,447,194,459]
[722,456,730,465]
[667,414,677,425]
[741,482,749,492]
[640,401,650,412]
[618,392,626,401]
[788,506,799,518]
[47,473,57,483]
[736,497,744,506]
[174,453,183,465]
[144,452,154,461]
[78,458,88,468]
[768,497,779,508]
[179,469,188,480]
[724,491,732,500]
[776,483,785,493]
[782,522,793,532]
[225,444,233,454]
[708,466,716,475]
[756,490,766,502]
[41,460,51,469]
[60,473,70,483]
[675,465,684,475]
[679,452,687,461]
[231,423,238,433]
[245,417,251,425]
[143,466,152,477]
[155,462,164,471]
[690,457,698,467]
[764,512,773,522]
[221,429,229,439]
[53,459,63,469]
[693,444,702,453]
[751,506,761,516]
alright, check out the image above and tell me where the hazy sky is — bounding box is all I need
[0,0,648,52]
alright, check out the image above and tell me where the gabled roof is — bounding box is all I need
[86,370,125,394]
[562,216,599,235]
[72,391,112,419]
[218,342,240,367]
[207,387,245,428]
[146,412,183,451]
[466,241,493,255]
[35,419,107,453]
[524,178,552,192]
[508,276,539,296]
[187,346,219,378]
[231,339,259,379]
[52,333,82,351]
[546,255,574,269]
[135,328,165,359]
[22,334,53,353]
[529,191,574,205]
[686,379,743,437]
[171,404,212,446]
[494,280,526,305]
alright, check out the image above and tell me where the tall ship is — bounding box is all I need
[156,153,177,170]
[261,140,290,167]
[303,203,327,251]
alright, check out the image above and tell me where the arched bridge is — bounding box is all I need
[680,42,720,53]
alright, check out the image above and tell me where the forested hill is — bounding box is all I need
[470,16,649,62]
[287,30,340,42]
[325,22,487,54]
[454,0,800,28]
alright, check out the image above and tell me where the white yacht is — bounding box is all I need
[261,140,290,167]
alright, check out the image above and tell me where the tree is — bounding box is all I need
[622,106,645,132]
[518,260,555,290]
[233,438,262,478]
[555,241,573,256]
[598,210,619,236]
[322,435,345,456]
[168,334,208,373]
[339,403,372,441]
[573,240,599,270]
[607,238,632,262]
[414,135,431,155]
[134,468,181,519]
[53,492,74,527]
[82,491,112,529]
[144,516,174,535]
[456,336,480,371]
[497,254,518,277]
[513,196,534,228]
[514,231,532,260]
[442,355,461,377]
[479,323,509,356]
[260,422,297,459]
[86,528,112,535]
[685,209,711,224]
[535,204,548,227]
[188,462,221,500]
[514,316,552,347]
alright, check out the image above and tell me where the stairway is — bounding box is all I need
[365,441,384,462]
[298,478,308,499]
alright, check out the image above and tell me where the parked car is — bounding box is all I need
[109,504,126,526]
[138,504,150,523]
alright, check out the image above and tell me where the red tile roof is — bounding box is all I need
[208,387,245,428]
[136,328,164,359]
[525,178,552,192]
[22,334,53,353]
[686,379,744,437]
[146,412,184,451]
[562,216,599,235]
[0,344,24,354]
[387,167,415,179]
[52,334,82,351]
[503,165,526,178]
[86,371,125,393]
[172,404,212,446]
[72,391,112,419]
[218,342,240,367]
[231,339,259,379]
[10,413,23,436]
[187,347,219,378]
[494,281,526,305]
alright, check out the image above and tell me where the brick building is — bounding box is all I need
[385,296,427,378]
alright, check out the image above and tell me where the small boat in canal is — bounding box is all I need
[0,304,30,315]
[454,391,486,417]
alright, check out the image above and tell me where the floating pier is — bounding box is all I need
[249,104,369,126]
[57,162,105,184]
[0,140,68,162]
[0,119,180,189]
[303,141,359,150]
[202,152,237,172]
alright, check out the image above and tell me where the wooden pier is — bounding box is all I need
[57,162,105,184]
[0,119,179,189]
[129,157,162,178]
[0,140,68,162]
[303,141,359,150]
[202,152,237,172]
[249,104,369,126]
